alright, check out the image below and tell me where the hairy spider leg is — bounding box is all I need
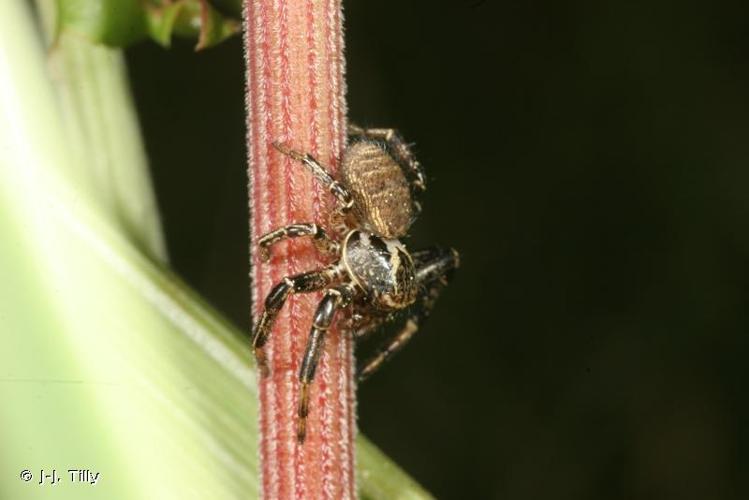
[257,223,340,261]
[252,266,341,377]
[357,246,459,381]
[273,142,354,212]
[297,283,356,442]
[347,311,393,341]
[412,246,461,284]
[347,124,428,213]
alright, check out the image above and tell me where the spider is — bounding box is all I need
[252,124,459,442]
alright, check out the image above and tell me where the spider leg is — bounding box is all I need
[358,246,459,381]
[357,316,422,382]
[273,142,354,212]
[257,223,340,261]
[347,124,427,196]
[412,246,460,284]
[297,283,356,442]
[346,310,392,341]
[252,265,341,376]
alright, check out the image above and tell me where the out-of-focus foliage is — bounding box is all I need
[55,0,239,49]
[1,3,257,499]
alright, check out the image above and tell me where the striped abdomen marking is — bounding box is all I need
[340,141,413,239]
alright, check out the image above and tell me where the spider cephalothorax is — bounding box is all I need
[252,125,458,442]
[343,231,418,310]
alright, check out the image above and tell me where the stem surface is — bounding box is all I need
[244,1,355,498]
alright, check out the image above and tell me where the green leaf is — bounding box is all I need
[39,10,168,261]
[56,0,148,46]
[192,0,241,50]
[54,0,239,49]
[144,2,185,47]
[2,6,256,499]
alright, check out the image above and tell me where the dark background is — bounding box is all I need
[127,1,749,498]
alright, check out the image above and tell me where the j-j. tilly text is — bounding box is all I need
[33,468,100,486]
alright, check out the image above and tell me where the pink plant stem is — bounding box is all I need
[244,1,355,498]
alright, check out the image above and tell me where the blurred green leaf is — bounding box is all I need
[39,3,168,261]
[192,0,241,50]
[147,0,239,50]
[2,6,257,499]
[143,2,184,47]
[55,0,239,50]
[56,0,148,46]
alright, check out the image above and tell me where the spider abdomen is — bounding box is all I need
[340,141,413,239]
[342,230,417,310]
